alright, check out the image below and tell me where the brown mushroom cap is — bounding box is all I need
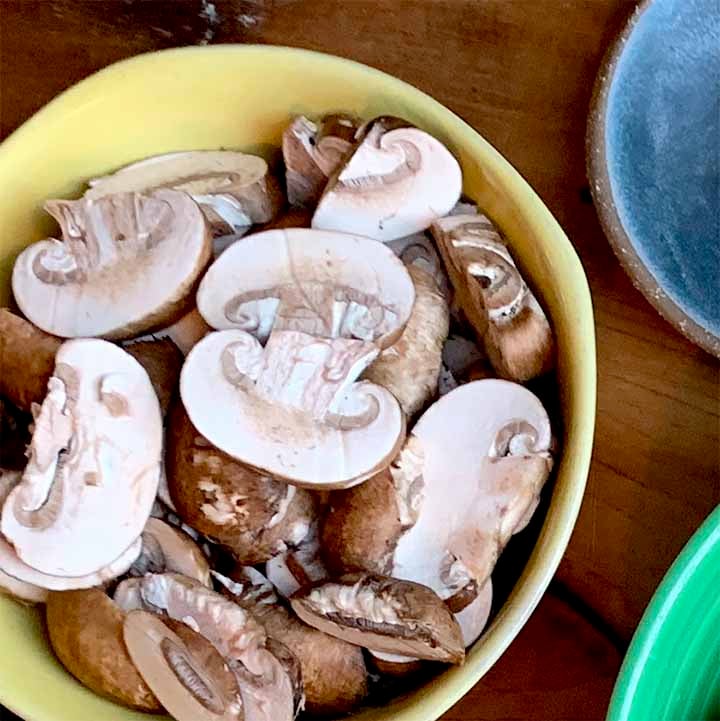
[12,190,211,340]
[0,309,60,411]
[123,610,244,721]
[290,573,464,664]
[256,601,368,716]
[124,338,183,416]
[363,265,449,416]
[320,468,403,576]
[166,402,316,564]
[431,213,554,381]
[46,588,161,711]
[86,150,282,235]
[312,117,462,242]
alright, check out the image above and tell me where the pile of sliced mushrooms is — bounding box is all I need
[0,113,556,719]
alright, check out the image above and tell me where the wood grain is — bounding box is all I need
[0,1,718,718]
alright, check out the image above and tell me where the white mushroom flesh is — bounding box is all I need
[185,229,414,488]
[0,340,162,577]
[390,380,552,601]
[312,121,462,241]
[12,190,211,339]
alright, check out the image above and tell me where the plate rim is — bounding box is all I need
[586,0,720,358]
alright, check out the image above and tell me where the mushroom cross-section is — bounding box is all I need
[321,379,552,609]
[135,573,300,721]
[86,150,282,235]
[185,228,415,488]
[431,213,554,381]
[290,573,465,664]
[0,339,163,577]
[282,114,359,207]
[312,117,462,241]
[12,190,211,339]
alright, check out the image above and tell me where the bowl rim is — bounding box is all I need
[0,43,596,721]
[586,0,720,358]
[607,504,720,721]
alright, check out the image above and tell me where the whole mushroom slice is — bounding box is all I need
[128,518,212,586]
[291,573,464,664]
[1,339,162,577]
[363,265,449,416]
[136,573,300,721]
[123,611,244,721]
[0,309,61,411]
[282,114,359,207]
[431,213,554,381]
[312,117,462,241]
[12,189,211,339]
[167,402,316,564]
[321,380,552,609]
[46,587,161,711]
[86,150,282,235]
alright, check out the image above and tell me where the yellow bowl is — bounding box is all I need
[0,46,596,721]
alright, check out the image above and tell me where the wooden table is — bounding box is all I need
[0,1,717,718]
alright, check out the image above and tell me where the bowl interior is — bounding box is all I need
[0,45,596,721]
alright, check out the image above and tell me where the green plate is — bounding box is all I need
[608,504,720,721]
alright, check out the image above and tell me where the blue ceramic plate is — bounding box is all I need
[588,0,719,356]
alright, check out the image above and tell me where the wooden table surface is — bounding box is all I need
[1,1,718,719]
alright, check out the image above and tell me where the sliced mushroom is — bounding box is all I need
[123,611,244,721]
[431,213,554,381]
[291,573,464,664]
[86,151,282,235]
[1,339,162,577]
[46,587,161,711]
[213,568,368,716]
[135,573,300,721]
[114,577,148,612]
[167,402,316,564]
[369,577,493,674]
[363,265,449,416]
[0,309,60,411]
[12,190,211,339]
[159,308,213,356]
[321,380,552,609]
[187,228,414,488]
[124,338,183,416]
[282,114,359,207]
[312,117,462,241]
[128,518,212,586]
